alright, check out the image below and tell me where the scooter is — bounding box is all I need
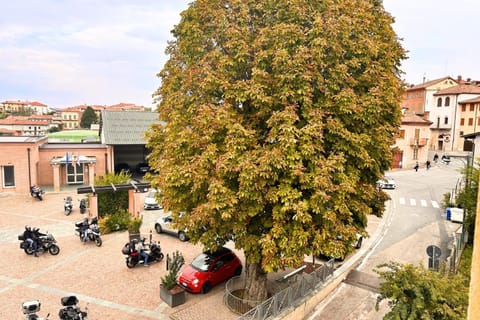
[79,199,87,214]
[30,186,44,201]
[22,300,50,320]
[64,196,73,215]
[58,296,88,320]
[122,239,164,268]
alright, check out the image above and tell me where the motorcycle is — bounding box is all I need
[64,196,73,215]
[58,296,88,320]
[22,300,50,320]
[79,199,87,214]
[122,239,164,268]
[30,186,44,201]
[75,217,102,247]
[18,232,60,256]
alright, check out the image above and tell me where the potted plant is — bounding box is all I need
[160,251,186,307]
[128,215,143,241]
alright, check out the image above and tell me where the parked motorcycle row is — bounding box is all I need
[17,192,167,318]
[22,295,88,320]
[30,186,45,201]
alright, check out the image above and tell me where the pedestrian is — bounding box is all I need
[414,161,419,172]
[426,160,431,170]
[433,153,439,163]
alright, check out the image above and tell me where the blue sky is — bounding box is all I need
[0,1,478,109]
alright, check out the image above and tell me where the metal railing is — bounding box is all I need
[229,259,335,320]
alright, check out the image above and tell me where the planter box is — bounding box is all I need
[160,285,185,307]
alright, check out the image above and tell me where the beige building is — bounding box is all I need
[392,111,432,169]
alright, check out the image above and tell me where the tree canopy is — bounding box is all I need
[147,0,405,300]
[376,262,469,319]
[80,106,98,129]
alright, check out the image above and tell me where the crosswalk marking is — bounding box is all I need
[396,198,441,209]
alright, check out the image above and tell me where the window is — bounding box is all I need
[478,118,480,126]
[469,118,474,126]
[418,92,423,97]
[444,117,448,125]
[2,165,15,187]
[470,104,475,112]
[399,130,405,139]
[462,105,466,112]
[437,98,442,107]
[445,97,450,106]
[460,118,465,125]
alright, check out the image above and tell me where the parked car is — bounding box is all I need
[178,247,243,293]
[135,162,150,174]
[317,233,363,261]
[376,175,396,189]
[114,162,131,174]
[154,213,188,241]
[144,189,161,210]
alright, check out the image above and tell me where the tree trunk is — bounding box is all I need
[245,262,268,303]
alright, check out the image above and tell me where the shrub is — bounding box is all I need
[161,251,185,290]
[99,209,131,234]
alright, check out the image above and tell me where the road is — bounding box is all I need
[306,160,464,319]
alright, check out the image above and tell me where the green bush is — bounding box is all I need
[99,209,131,234]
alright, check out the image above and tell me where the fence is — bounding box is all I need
[226,259,335,320]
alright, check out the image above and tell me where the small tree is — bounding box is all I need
[161,251,185,290]
[375,262,468,319]
[80,106,98,129]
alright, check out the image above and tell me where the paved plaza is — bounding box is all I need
[0,191,241,320]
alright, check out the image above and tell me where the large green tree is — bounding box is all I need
[375,262,469,319]
[148,0,405,301]
[80,106,98,128]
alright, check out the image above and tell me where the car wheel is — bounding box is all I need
[201,282,212,294]
[155,224,162,234]
[178,232,187,242]
[234,266,243,276]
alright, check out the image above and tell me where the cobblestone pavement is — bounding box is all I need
[0,191,241,320]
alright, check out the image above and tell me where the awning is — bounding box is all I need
[50,155,97,165]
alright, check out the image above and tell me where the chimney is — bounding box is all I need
[423,111,430,121]
[458,75,463,83]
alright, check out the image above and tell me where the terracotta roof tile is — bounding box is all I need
[434,84,480,95]
[401,113,432,125]
[406,76,456,90]
[459,95,480,104]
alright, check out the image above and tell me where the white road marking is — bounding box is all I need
[410,198,416,206]
[420,200,427,207]
[399,197,406,205]
[432,201,439,208]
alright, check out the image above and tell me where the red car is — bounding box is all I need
[178,247,243,293]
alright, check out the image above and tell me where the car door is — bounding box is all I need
[161,216,176,234]
[209,253,235,285]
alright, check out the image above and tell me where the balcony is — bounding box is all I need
[410,138,428,147]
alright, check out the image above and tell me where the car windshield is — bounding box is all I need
[191,253,213,272]
[147,190,156,198]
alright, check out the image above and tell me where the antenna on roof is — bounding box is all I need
[423,73,426,84]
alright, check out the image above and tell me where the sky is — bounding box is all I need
[0,1,478,109]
